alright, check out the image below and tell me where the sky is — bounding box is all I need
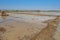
[0,0,60,10]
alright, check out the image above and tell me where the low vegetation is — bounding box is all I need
[0,10,60,12]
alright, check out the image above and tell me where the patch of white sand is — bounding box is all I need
[53,22,60,40]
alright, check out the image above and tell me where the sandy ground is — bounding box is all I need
[0,20,47,40]
[0,12,60,40]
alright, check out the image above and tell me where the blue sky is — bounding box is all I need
[0,0,60,10]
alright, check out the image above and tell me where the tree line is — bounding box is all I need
[0,10,60,12]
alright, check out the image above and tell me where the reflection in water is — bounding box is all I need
[1,16,8,20]
[0,16,8,23]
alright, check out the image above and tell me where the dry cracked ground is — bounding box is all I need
[0,13,60,40]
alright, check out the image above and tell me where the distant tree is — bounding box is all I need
[16,10,19,12]
[0,10,2,13]
[37,10,40,12]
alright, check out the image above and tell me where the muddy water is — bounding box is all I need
[0,13,56,24]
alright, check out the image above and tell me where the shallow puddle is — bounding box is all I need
[0,13,56,23]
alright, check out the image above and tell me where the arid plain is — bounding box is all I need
[0,12,60,40]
